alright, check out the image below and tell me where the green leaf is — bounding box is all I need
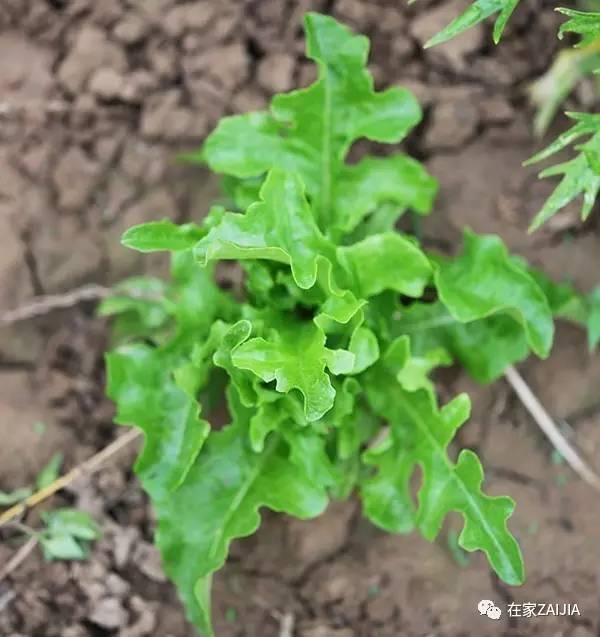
[557,8,600,46]
[98,276,172,342]
[424,0,514,48]
[393,301,530,383]
[348,326,380,374]
[40,533,88,561]
[338,233,432,298]
[42,508,101,541]
[200,12,422,232]
[36,453,63,490]
[529,48,600,136]
[526,265,588,324]
[154,422,328,637]
[0,487,33,506]
[195,170,332,290]
[525,113,600,230]
[106,344,210,497]
[394,337,452,396]
[434,230,553,358]
[231,319,353,421]
[122,220,205,253]
[531,152,600,231]
[587,286,600,350]
[363,353,524,585]
[333,155,437,234]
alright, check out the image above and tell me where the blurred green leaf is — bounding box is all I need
[36,453,63,490]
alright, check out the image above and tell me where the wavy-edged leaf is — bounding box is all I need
[195,170,332,290]
[107,344,209,496]
[391,335,452,396]
[393,301,529,383]
[333,155,437,234]
[348,326,380,374]
[154,420,328,636]
[362,350,524,585]
[200,13,422,232]
[338,233,432,298]
[232,319,354,421]
[434,230,553,358]
[526,264,588,324]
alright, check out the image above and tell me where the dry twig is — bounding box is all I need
[504,365,600,491]
[0,284,112,325]
[0,428,141,529]
[0,536,38,582]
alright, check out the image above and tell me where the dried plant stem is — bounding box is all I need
[277,612,295,637]
[0,284,112,325]
[0,536,38,582]
[504,365,600,491]
[0,428,141,529]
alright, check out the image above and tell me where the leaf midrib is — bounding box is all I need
[398,394,518,582]
[207,435,279,561]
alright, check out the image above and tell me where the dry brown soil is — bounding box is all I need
[1,1,600,636]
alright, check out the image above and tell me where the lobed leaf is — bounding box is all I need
[434,230,553,358]
[424,0,518,48]
[231,319,354,421]
[153,418,328,637]
[394,301,530,383]
[557,8,600,46]
[107,344,210,496]
[200,13,426,234]
[526,113,600,230]
[362,347,524,585]
[194,170,331,289]
[337,233,432,298]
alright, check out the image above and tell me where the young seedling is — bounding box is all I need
[105,13,569,637]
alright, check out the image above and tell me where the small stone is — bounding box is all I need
[479,96,515,125]
[232,86,267,114]
[365,593,396,624]
[113,12,149,44]
[57,26,126,95]
[52,146,102,212]
[88,597,129,630]
[424,99,479,151]
[257,53,296,94]
[89,67,124,100]
[140,91,207,141]
[186,1,216,30]
[164,2,215,37]
[105,573,131,598]
[111,525,140,568]
[133,541,167,582]
[122,596,157,637]
[335,0,372,29]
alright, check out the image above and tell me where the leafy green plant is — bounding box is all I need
[425,0,600,230]
[104,13,569,637]
[0,456,101,562]
[38,509,101,561]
